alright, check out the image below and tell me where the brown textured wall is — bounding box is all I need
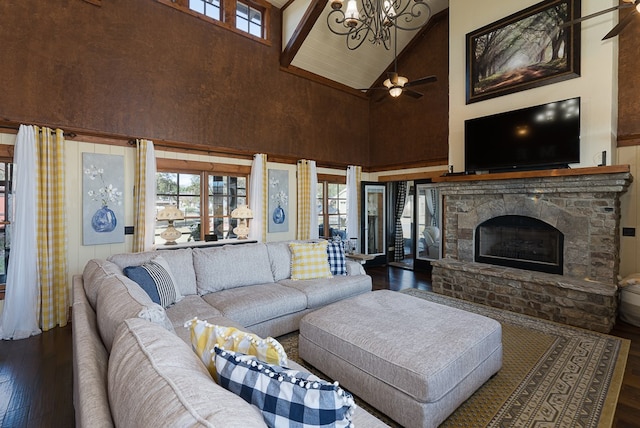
[0,0,370,166]
[368,12,449,169]
[617,5,640,145]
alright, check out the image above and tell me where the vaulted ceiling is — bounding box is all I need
[273,0,449,92]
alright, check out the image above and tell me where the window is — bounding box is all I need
[190,0,221,20]
[0,162,12,295]
[156,169,248,244]
[317,181,347,240]
[235,1,263,38]
[208,175,246,239]
[158,0,270,43]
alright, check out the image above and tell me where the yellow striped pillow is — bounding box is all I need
[289,241,333,280]
[186,318,288,379]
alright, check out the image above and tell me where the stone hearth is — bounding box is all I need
[431,166,632,333]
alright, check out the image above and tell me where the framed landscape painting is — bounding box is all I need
[466,0,581,104]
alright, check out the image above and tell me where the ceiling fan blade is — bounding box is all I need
[357,87,387,92]
[403,89,423,99]
[602,8,638,40]
[561,3,632,27]
[404,75,437,88]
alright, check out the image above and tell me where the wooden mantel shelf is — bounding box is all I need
[431,165,630,183]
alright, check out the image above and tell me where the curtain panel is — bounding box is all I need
[133,139,157,252]
[249,154,267,242]
[346,165,361,246]
[296,160,318,240]
[36,127,69,331]
[0,125,41,339]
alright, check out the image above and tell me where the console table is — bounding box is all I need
[155,239,257,250]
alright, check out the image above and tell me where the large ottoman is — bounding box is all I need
[298,290,502,428]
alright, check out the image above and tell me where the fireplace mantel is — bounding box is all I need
[432,165,630,183]
[430,165,632,333]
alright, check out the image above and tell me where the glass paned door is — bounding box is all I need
[363,183,385,256]
[416,183,441,261]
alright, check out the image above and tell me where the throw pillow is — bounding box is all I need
[186,318,288,378]
[213,347,355,428]
[289,241,333,280]
[123,255,182,308]
[326,240,347,276]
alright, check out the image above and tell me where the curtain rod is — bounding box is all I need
[0,124,76,138]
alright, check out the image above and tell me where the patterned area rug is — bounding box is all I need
[278,289,629,427]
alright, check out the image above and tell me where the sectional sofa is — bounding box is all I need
[72,240,388,427]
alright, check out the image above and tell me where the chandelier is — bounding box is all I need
[327,0,431,50]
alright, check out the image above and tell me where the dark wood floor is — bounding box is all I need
[0,266,638,427]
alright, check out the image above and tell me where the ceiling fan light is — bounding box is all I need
[636,3,640,12]
[389,87,403,97]
[397,76,408,86]
[383,78,392,89]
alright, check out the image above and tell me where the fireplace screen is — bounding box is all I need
[475,215,563,274]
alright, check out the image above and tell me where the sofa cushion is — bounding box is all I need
[123,255,183,308]
[326,240,347,276]
[108,318,267,428]
[108,248,197,296]
[214,347,355,428]
[201,283,307,327]
[193,243,274,294]
[82,259,123,309]
[266,241,294,281]
[95,274,174,351]
[279,275,372,309]
[289,241,333,280]
[187,318,288,377]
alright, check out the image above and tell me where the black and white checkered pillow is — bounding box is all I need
[326,240,347,276]
[214,347,355,428]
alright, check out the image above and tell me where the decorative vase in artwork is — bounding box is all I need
[272,204,285,224]
[92,205,117,233]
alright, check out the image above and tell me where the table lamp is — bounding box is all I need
[157,205,185,245]
[231,205,253,239]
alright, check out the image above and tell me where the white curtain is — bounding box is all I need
[0,125,41,340]
[346,165,361,246]
[249,154,267,242]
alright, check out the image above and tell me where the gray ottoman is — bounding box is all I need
[298,290,502,428]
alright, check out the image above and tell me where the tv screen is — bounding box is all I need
[465,98,580,173]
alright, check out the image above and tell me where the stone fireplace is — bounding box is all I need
[475,215,563,274]
[430,166,631,333]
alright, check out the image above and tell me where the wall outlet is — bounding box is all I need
[622,227,635,237]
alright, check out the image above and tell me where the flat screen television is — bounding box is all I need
[465,97,580,173]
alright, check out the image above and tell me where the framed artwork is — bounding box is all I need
[268,169,289,233]
[82,153,125,245]
[466,0,581,104]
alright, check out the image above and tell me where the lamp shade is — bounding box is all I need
[157,205,185,221]
[231,205,254,219]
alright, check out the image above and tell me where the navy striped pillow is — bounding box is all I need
[124,257,181,308]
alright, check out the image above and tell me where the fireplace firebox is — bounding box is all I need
[475,215,563,274]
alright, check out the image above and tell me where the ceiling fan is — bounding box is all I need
[564,0,640,40]
[360,27,437,100]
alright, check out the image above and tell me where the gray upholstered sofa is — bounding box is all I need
[72,241,387,427]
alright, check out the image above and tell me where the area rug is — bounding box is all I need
[278,289,629,427]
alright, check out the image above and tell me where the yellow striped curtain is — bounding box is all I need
[133,139,156,252]
[296,160,318,240]
[36,127,68,331]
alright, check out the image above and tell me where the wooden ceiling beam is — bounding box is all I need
[280,0,326,67]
